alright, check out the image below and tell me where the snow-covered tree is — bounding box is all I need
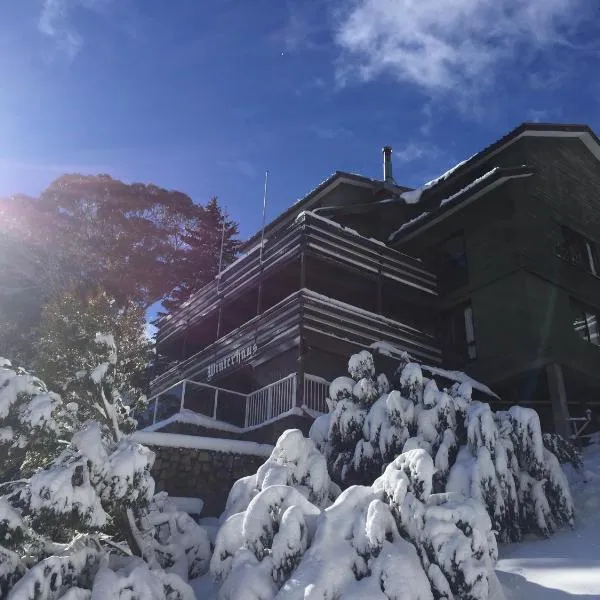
[311,351,575,544]
[0,338,210,598]
[211,432,501,600]
[0,358,70,479]
[34,289,152,420]
[542,432,583,469]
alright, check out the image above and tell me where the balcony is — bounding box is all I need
[152,288,442,397]
[157,211,438,348]
[140,372,330,430]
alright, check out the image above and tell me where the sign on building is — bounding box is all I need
[207,343,258,380]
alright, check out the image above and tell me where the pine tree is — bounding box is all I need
[33,289,153,432]
[0,340,209,599]
[312,351,574,543]
[162,197,240,313]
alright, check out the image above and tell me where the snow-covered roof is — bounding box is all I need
[389,166,532,243]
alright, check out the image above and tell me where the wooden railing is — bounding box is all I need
[157,212,438,345]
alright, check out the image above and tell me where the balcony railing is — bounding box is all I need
[140,371,330,431]
[157,211,438,345]
[152,288,442,395]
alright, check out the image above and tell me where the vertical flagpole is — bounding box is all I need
[259,170,269,265]
[216,218,227,294]
[256,170,269,317]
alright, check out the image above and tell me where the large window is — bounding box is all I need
[558,226,598,276]
[438,233,468,291]
[442,303,477,361]
[570,298,600,346]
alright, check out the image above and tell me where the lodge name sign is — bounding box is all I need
[207,343,258,380]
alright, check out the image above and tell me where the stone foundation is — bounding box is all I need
[148,443,267,517]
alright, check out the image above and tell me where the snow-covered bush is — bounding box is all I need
[0,359,71,479]
[542,432,583,469]
[221,429,340,521]
[311,351,574,543]
[212,433,500,600]
[0,339,210,598]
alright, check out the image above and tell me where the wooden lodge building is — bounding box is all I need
[147,123,600,442]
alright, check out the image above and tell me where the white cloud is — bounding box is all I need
[392,142,439,164]
[38,0,113,59]
[334,0,587,99]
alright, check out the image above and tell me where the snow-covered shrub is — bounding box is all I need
[221,429,339,520]
[0,360,70,479]
[311,351,574,543]
[543,432,583,469]
[212,436,499,600]
[0,338,210,598]
[146,492,212,580]
[374,450,499,600]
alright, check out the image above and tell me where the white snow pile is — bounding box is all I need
[211,431,502,600]
[310,350,574,543]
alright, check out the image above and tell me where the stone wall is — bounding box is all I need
[149,444,267,517]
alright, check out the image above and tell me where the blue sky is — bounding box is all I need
[1,0,600,240]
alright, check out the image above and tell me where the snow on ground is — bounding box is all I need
[496,440,600,599]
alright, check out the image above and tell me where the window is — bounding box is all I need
[442,303,477,361]
[558,226,598,276]
[570,298,600,346]
[438,233,468,290]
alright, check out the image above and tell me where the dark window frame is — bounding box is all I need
[438,231,469,291]
[441,301,477,363]
[557,225,598,276]
[570,297,600,346]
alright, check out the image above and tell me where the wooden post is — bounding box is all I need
[377,260,383,315]
[152,394,159,424]
[213,388,219,420]
[180,380,187,411]
[546,363,571,438]
[296,231,307,408]
[216,302,223,340]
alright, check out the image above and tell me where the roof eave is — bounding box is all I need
[390,167,534,244]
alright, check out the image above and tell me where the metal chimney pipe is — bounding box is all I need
[383,146,393,184]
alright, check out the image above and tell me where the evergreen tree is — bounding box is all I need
[0,175,208,363]
[37,174,202,306]
[311,351,574,543]
[0,340,209,599]
[33,289,153,429]
[162,197,240,313]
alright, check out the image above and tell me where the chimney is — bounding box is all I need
[383,146,393,184]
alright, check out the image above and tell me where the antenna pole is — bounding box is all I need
[259,170,269,264]
[256,170,269,317]
[216,217,227,294]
